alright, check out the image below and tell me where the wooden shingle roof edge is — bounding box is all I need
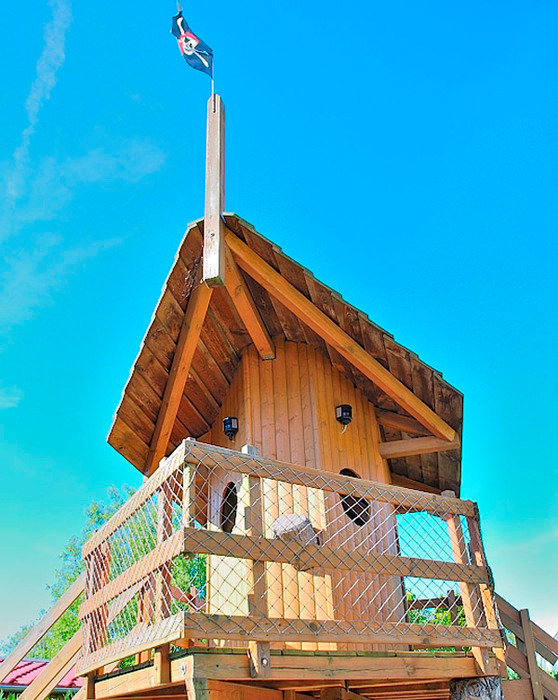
[107,213,463,494]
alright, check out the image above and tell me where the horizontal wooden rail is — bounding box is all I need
[182,528,490,584]
[77,610,502,676]
[80,529,183,618]
[182,612,502,648]
[183,441,477,517]
[76,612,185,676]
[83,450,183,558]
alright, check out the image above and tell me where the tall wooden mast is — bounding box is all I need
[203,93,226,286]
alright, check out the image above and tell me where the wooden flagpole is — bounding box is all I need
[203,93,225,286]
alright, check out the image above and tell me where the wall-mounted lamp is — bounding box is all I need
[222,416,239,441]
[335,404,353,427]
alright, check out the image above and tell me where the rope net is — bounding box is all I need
[77,440,502,672]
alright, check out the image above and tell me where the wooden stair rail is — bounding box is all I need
[497,594,558,700]
[18,630,82,700]
[0,572,85,683]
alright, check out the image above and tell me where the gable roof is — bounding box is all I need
[108,214,463,495]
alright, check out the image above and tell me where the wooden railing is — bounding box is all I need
[77,439,504,677]
[0,573,85,700]
[498,594,558,700]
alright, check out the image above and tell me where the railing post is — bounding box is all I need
[519,608,544,700]
[242,444,270,678]
[155,480,173,622]
[242,444,267,619]
[467,515,507,674]
[89,542,110,655]
[442,491,491,674]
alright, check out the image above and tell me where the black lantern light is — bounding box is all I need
[222,416,239,441]
[335,404,353,426]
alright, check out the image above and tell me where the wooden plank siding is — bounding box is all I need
[108,213,463,494]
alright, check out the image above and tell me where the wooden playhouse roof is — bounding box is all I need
[108,214,463,495]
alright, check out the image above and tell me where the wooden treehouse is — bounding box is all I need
[2,95,557,700]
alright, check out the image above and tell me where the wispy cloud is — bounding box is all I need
[0,385,24,410]
[6,0,73,208]
[0,2,166,342]
[3,141,166,235]
[0,234,122,333]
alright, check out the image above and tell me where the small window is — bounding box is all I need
[339,468,370,526]
[220,482,238,533]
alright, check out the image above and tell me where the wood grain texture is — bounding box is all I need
[226,231,456,443]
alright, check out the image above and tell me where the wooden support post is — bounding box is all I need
[248,640,271,678]
[203,94,225,287]
[91,542,110,654]
[84,673,95,700]
[519,608,544,700]
[467,516,507,675]
[449,677,504,700]
[242,444,271,678]
[442,491,490,675]
[153,643,170,685]
[155,481,173,622]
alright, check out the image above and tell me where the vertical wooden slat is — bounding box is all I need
[443,491,490,674]
[155,481,173,622]
[520,608,545,700]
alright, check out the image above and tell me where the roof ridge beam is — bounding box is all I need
[226,232,456,442]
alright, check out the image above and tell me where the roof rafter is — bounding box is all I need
[226,231,456,443]
[224,247,275,360]
[145,277,213,475]
[380,436,461,460]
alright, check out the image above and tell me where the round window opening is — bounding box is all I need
[339,468,370,526]
[220,482,238,533]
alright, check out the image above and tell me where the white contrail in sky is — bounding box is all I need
[7,0,73,205]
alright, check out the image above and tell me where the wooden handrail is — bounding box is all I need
[0,572,85,683]
[497,593,558,700]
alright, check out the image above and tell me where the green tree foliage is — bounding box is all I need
[1,486,135,660]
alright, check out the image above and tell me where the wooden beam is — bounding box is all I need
[377,410,429,435]
[380,437,461,459]
[0,572,85,682]
[182,613,501,649]
[203,94,226,286]
[145,279,213,475]
[226,232,456,442]
[182,441,476,517]
[18,630,81,700]
[187,649,499,682]
[224,248,275,359]
[390,474,441,495]
[181,527,490,584]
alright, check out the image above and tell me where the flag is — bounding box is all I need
[171,11,213,77]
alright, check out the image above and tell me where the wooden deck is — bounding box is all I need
[91,647,500,700]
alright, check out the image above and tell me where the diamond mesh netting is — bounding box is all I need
[77,440,502,673]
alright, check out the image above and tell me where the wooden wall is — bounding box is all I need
[201,338,403,650]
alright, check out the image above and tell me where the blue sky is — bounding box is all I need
[0,0,556,641]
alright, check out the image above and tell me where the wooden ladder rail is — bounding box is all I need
[0,572,86,684]
[496,594,558,700]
